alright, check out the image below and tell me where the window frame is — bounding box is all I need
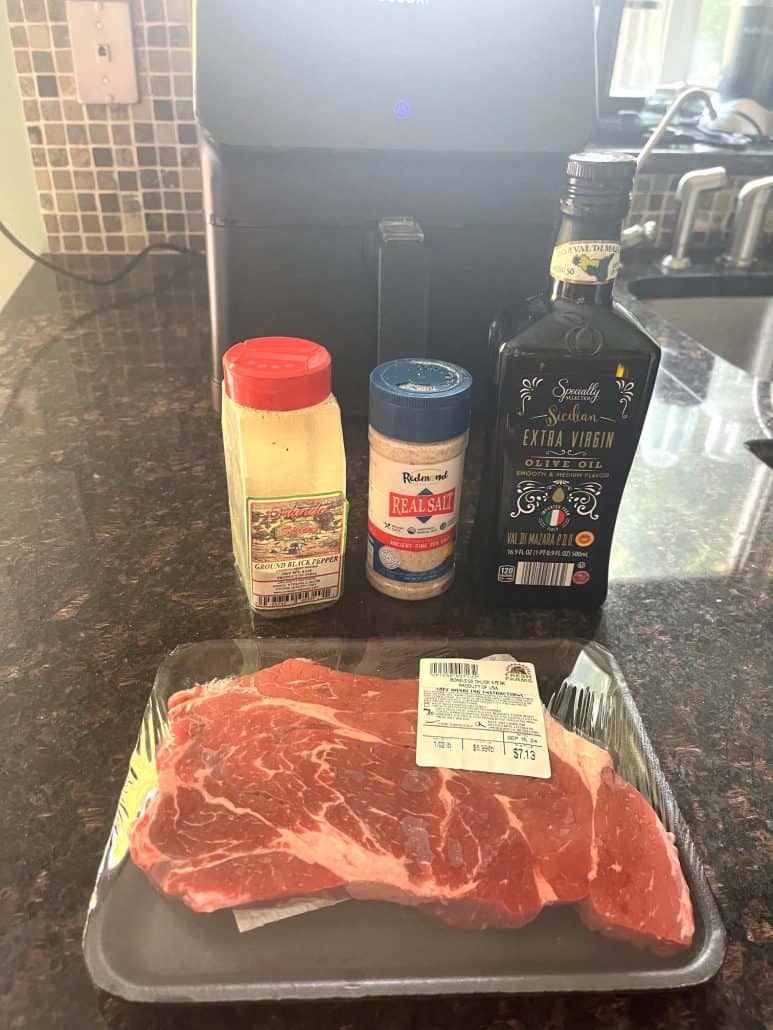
[596,0,706,116]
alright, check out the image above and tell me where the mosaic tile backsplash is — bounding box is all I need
[6,0,203,255]
[5,0,773,257]
[627,172,773,249]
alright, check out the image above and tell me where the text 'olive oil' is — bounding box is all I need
[475,152,660,610]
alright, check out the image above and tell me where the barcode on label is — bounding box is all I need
[515,561,574,587]
[428,661,479,678]
[254,586,337,608]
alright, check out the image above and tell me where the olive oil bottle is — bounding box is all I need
[475,152,660,610]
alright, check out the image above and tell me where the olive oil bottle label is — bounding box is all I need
[496,359,648,591]
[549,240,621,284]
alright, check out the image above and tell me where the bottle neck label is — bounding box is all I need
[549,240,621,286]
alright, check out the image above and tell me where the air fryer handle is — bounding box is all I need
[376,217,430,365]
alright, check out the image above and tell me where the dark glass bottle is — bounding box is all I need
[475,152,660,610]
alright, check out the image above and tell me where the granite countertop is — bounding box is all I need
[0,254,770,1029]
[591,121,773,175]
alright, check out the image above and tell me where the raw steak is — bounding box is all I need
[129,659,694,953]
[578,766,696,955]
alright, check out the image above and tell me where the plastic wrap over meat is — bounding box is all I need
[129,656,693,954]
[84,638,725,1002]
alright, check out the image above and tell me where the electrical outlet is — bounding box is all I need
[66,1,138,105]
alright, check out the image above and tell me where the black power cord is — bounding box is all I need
[1,246,203,426]
[0,219,205,287]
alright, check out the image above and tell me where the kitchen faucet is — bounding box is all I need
[621,87,719,254]
[721,176,773,269]
[621,220,657,250]
[636,87,718,171]
[660,167,728,272]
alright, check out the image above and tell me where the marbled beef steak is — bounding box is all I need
[129,659,694,954]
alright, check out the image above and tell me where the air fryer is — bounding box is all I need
[194,0,599,413]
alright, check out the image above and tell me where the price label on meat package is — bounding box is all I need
[416,658,551,779]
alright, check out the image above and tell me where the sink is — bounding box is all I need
[628,274,773,382]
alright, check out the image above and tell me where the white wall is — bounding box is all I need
[0,4,46,310]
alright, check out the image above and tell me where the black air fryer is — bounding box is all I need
[195,0,598,412]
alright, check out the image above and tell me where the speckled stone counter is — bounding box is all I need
[0,255,770,1029]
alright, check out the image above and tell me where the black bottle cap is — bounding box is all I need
[566,151,637,191]
[561,152,637,219]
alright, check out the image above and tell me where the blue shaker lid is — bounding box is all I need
[369,359,472,443]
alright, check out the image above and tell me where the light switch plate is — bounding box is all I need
[66,1,138,105]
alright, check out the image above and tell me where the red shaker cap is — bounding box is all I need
[223,337,332,411]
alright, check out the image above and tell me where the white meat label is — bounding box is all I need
[416,658,551,778]
[234,895,346,932]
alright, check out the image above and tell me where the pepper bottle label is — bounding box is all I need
[246,492,347,611]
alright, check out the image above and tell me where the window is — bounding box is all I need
[688,0,733,84]
[609,1,671,98]
[598,0,734,111]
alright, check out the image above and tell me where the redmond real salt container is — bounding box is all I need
[367,359,472,600]
[221,337,347,617]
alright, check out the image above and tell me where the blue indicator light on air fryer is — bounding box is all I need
[394,100,411,119]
